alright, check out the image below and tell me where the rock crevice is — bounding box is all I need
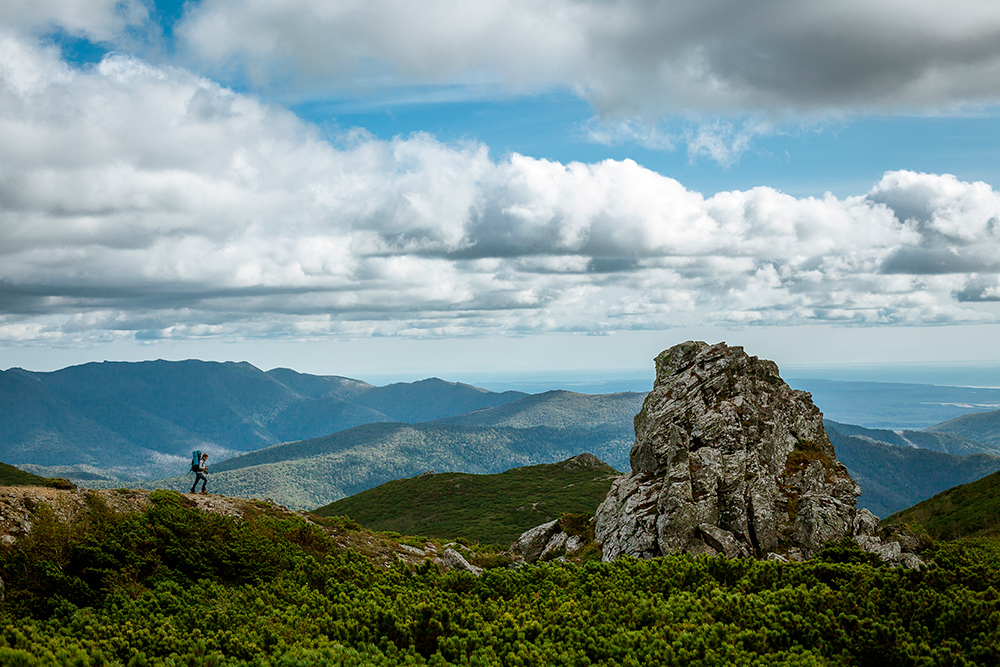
[590,341,919,565]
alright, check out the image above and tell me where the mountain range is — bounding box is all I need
[138,389,641,509]
[0,360,526,477]
[4,359,1000,517]
[825,420,1000,517]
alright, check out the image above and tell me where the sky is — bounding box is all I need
[3,0,1000,382]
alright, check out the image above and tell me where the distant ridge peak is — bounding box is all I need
[559,453,608,470]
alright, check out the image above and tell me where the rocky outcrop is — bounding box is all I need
[510,519,588,563]
[442,547,483,576]
[591,341,924,566]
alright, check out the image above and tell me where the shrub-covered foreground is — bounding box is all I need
[1,491,998,666]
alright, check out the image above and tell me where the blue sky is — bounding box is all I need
[3,0,1000,381]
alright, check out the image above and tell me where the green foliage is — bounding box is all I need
[2,496,1000,666]
[782,439,835,481]
[827,422,1000,517]
[887,469,1000,539]
[314,457,617,546]
[0,461,75,490]
[557,513,592,540]
[314,514,363,532]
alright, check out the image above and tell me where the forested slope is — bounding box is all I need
[828,423,1000,517]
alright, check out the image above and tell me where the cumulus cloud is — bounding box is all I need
[177,0,1000,115]
[2,33,1000,346]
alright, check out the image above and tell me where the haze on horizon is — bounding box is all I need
[2,0,1000,378]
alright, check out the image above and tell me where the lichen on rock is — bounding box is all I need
[592,341,919,565]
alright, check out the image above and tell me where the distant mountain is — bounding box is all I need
[145,421,627,509]
[440,389,644,430]
[928,409,1000,447]
[823,419,1000,457]
[0,361,527,478]
[315,453,619,545]
[825,421,1000,517]
[887,470,1000,539]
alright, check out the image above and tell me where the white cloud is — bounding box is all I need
[2,33,1000,346]
[0,0,149,43]
[177,0,1000,115]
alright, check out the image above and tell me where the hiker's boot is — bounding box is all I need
[200,489,208,495]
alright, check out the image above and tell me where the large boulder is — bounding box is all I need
[595,341,864,560]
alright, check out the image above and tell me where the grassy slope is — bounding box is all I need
[314,454,619,545]
[148,423,628,509]
[887,471,1000,539]
[828,425,1000,517]
[4,487,1000,665]
[0,461,67,488]
[929,409,1000,446]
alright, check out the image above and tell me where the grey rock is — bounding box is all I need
[442,548,483,576]
[855,535,883,552]
[886,527,925,553]
[511,519,560,563]
[565,535,585,556]
[559,453,610,470]
[595,341,863,561]
[785,548,805,562]
[901,553,925,570]
[540,532,569,561]
[868,540,902,563]
[852,509,880,538]
[766,552,789,563]
[698,524,750,559]
[397,544,425,556]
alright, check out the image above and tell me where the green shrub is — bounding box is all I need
[2,497,999,666]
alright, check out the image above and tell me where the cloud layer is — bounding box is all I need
[178,0,1000,114]
[2,33,1000,346]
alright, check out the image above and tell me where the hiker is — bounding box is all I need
[191,453,209,494]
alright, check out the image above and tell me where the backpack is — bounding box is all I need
[191,450,202,471]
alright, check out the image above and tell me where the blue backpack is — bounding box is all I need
[191,450,202,471]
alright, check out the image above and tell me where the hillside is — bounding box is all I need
[0,361,526,478]
[0,461,71,489]
[147,422,629,509]
[440,389,645,431]
[886,471,1000,539]
[928,408,1000,446]
[315,453,619,545]
[823,419,1000,457]
[826,422,1000,517]
[0,485,998,664]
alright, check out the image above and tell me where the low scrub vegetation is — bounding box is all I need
[1,492,998,665]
